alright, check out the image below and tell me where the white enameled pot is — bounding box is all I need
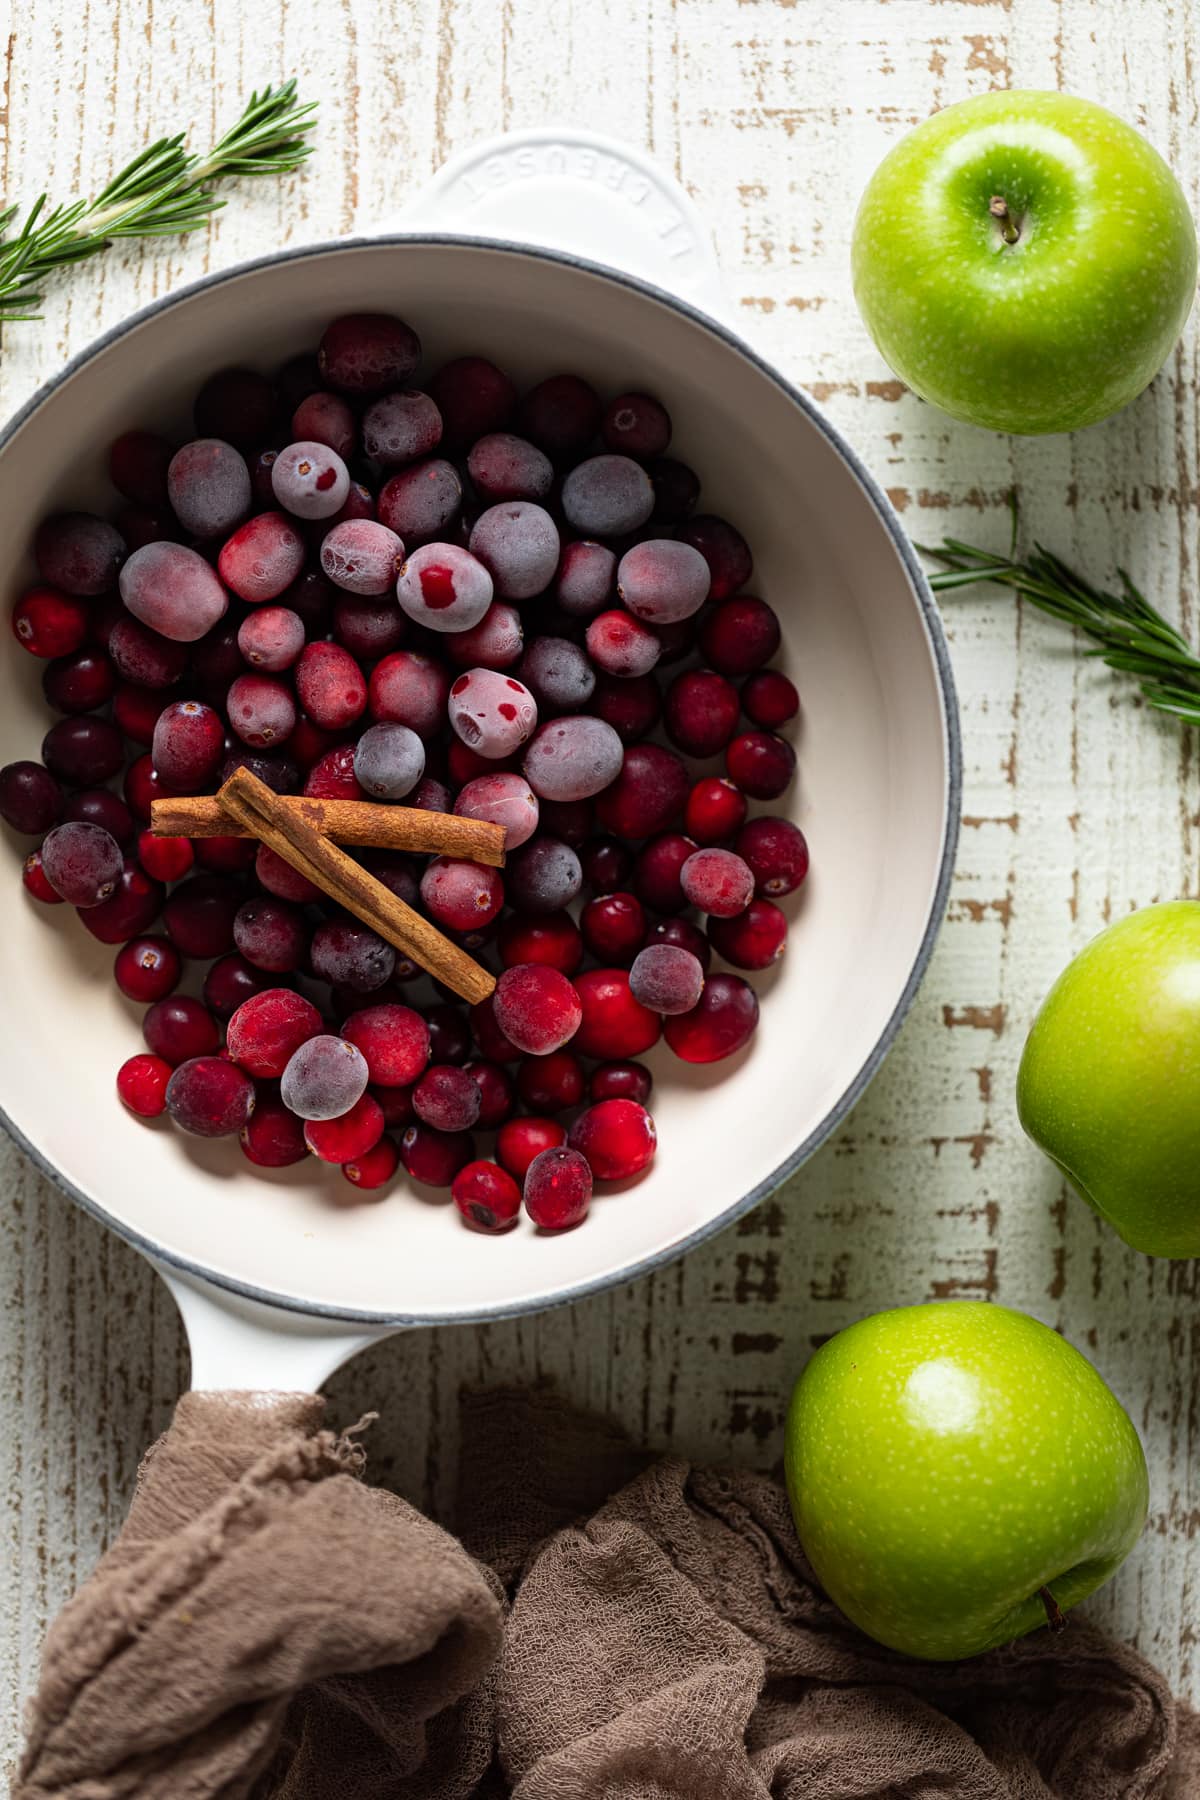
[0,132,960,1392]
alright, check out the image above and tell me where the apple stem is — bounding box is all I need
[1039,1586,1067,1633]
[989,195,1021,245]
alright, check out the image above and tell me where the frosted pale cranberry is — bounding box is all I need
[664,973,759,1063]
[396,543,493,631]
[517,1048,585,1113]
[430,355,516,444]
[602,391,671,458]
[78,860,164,942]
[119,542,228,642]
[569,1098,657,1180]
[677,515,753,601]
[468,432,554,502]
[0,761,63,834]
[370,650,452,738]
[168,439,251,537]
[319,519,406,596]
[34,512,125,594]
[22,850,61,904]
[420,857,505,933]
[680,847,755,917]
[741,669,799,729]
[109,430,172,507]
[493,964,582,1055]
[506,837,582,913]
[445,600,524,670]
[452,1160,521,1232]
[347,721,422,800]
[318,312,421,394]
[585,610,660,679]
[272,440,351,520]
[363,390,442,465]
[524,1145,592,1230]
[292,390,356,457]
[594,743,688,840]
[518,636,595,712]
[117,1053,172,1119]
[413,1063,482,1132]
[709,897,788,970]
[164,872,239,957]
[580,892,645,964]
[725,731,796,800]
[143,994,219,1065]
[226,673,297,749]
[226,988,324,1078]
[698,594,779,675]
[469,502,560,600]
[108,617,187,689]
[455,772,539,849]
[562,455,654,536]
[282,1033,370,1120]
[629,944,705,1015]
[311,920,396,993]
[240,1094,309,1167]
[617,540,709,624]
[137,831,193,883]
[114,934,180,1002]
[685,778,747,845]
[305,1092,386,1165]
[166,1056,256,1137]
[496,1115,566,1181]
[341,1002,430,1086]
[464,1059,516,1128]
[218,511,305,602]
[634,834,696,914]
[295,641,368,731]
[664,670,740,758]
[12,586,90,658]
[498,909,583,974]
[589,672,661,743]
[341,1134,400,1190]
[378,459,463,543]
[238,605,306,671]
[304,744,366,802]
[590,1060,652,1104]
[574,968,661,1059]
[203,952,271,1020]
[448,669,537,758]
[400,1122,475,1187]
[522,716,623,803]
[556,539,616,617]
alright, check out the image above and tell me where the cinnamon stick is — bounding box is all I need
[150,793,506,868]
[216,769,496,1006]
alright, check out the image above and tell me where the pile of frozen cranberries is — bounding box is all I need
[1,311,809,1233]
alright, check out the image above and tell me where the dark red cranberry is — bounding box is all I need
[580,891,646,963]
[708,897,788,970]
[573,968,661,1058]
[233,897,308,973]
[164,873,241,958]
[535,797,593,849]
[65,790,134,848]
[664,669,740,758]
[305,1093,386,1165]
[318,312,421,395]
[42,650,115,716]
[642,915,712,971]
[302,744,365,802]
[633,834,696,915]
[741,669,799,729]
[0,761,63,835]
[276,351,322,411]
[589,1060,652,1105]
[569,1098,657,1180]
[647,457,700,523]
[524,1145,592,1229]
[725,731,796,800]
[114,934,181,1002]
[663,973,759,1063]
[291,389,356,458]
[194,834,258,874]
[332,593,408,660]
[194,367,276,448]
[651,616,698,666]
[496,1115,566,1181]
[519,374,601,459]
[152,699,225,789]
[580,835,634,895]
[117,1052,172,1118]
[340,1133,400,1190]
[143,994,220,1064]
[469,993,522,1063]
[594,744,688,840]
[115,505,180,552]
[112,682,168,746]
[676,515,752,602]
[413,1063,482,1132]
[602,392,671,458]
[240,1092,309,1167]
[684,777,747,846]
[124,753,178,823]
[498,910,584,974]
[734,816,810,897]
[425,1003,472,1066]
[109,430,173,507]
[188,620,246,690]
[218,748,301,796]
[11,586,90,659]
[463,1059,516,1129]
[203,951,273,1021]
[78,860,164,942]
[428,355,516,445]
[698,594,780,676]
[452,1159,521,1232]
[370,1084,415,1130]
[21,850,61,904]
[400,1122,475,1187]
[34,512,125,595]
[517,1048,585,1114]
[166,1055,256,1137]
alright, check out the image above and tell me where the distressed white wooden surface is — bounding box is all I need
[2,0,1200,1768]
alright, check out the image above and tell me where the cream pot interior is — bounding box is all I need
[0,239,958,1323]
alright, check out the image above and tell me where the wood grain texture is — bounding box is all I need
[3,0,1200,1766]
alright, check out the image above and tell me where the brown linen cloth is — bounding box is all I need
[15,1386,1200,1800]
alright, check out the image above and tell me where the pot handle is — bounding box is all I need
[393,128,730,325]
[156,1263,395,1393]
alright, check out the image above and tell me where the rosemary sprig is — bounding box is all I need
[0,80,317,323]
[920,515,1200,729]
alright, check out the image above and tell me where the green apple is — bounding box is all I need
[1019,900,1200,1258]
[852,91,1196,434]
[784,1302,1148,1661]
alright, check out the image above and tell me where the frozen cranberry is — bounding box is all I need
[517,1048,585,1114]
[580,892,645,963]
[378,458,463,543]
[451,1160,521,1232]
[42,647,115,715]
[319,312,420,394]
[0,761,63,835]
[725,731,796,800]
[602,391,671,458]
[370,650,452,739]
[152,699,225,788]
[400,1121,475,1187]
[114,934,181,1002]
[34,513,125,594]
[633,834,696,914]
[203,952,272,1021]
[562,456,653,536]
[271,440,351,520]
[664,670,740,758]
[648,456,700,522]
[595,744,688,840]
[455,772,539,851]
[304,744,366,802]
[143,994,219,1065]
[282,1033,370,1119]
[218,511,305,603]
[362,389,441,466]
[342,1134,400,1190]
[42,716,123,785]
[629,943,705,1015]
[167,439,251,538]
[238,605,306,672]
[574,968,661,1059]
[741,669,799,729]
[117,1052,172,1119]
[195,834,258,874]
[227,673,297,750]
[166,1055,255,1137]
[684,777,747,846]
[569,1098,657,1180]
[292,389,356,457]
[194,366,275,448]
[524,1145,592,1229]
[468,432,554,502]
[498,910,583,975]
[585,610,660,679]
[448,669,538,759]
[231,897,306,973]
[340,1002,430,1086]
[643,915,713,970]
[617,540,709,625]
[506,837,582,914]
[240,1093,309,1167]
[109,430,173,507]
[107,617,186,690]
[78,860,164,942]
[321,519,406,596]
[305,1092,386,1164]
[698,594,779,676]
[311,919,396,993]
[522,716,623,804]
[492,964,582,1055]
[709,897,788,970]
[12,586,90,658]
[21,850,61,904]
[136,830,193,883]
[468,503,560,601]
[664,973,759,1063]
[589,672,661,744]
[556,539,615,617]
[419,858,504,933]
[413,1063,482,1132]
[113,682,167,746]
[295,642,367,732]
[680,847,755,917]
[162,873,238,958]
[445,600,525,671]
[496,1115,566,1181]
[396,543,492,632]
[677,515,753,602]
[589,1060,652,1105]
[518,637,596,713]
